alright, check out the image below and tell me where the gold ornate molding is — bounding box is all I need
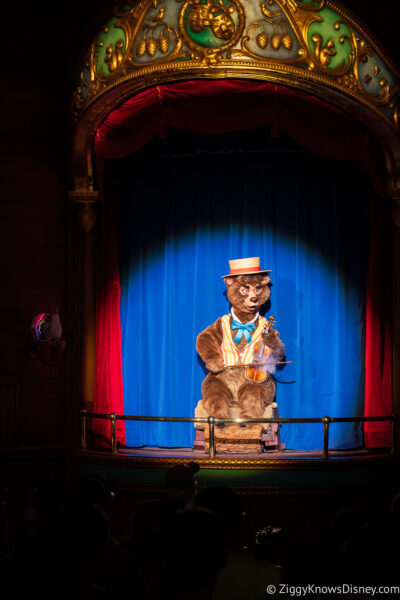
[69,190,100,203]
[72,0,400,125]
[69,190,99,232]
[75,449,397,470]
[70,0,400,209]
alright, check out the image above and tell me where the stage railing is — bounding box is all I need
[79,411,396,460]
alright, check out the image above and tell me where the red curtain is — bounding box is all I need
[94,79,391,448]
[93,174,126,446]
[95,80,384,195]
[364,196,393,447]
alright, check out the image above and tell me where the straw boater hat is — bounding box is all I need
[222,257,271,278]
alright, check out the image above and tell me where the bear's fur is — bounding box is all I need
[196,273,285,422]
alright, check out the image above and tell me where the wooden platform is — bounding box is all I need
[193,401,284,453]
[195,421,283,454]
[204,423,264,454]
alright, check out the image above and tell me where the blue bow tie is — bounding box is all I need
[231,320,255,344]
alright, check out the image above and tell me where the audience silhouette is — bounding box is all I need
[1,471,400,599]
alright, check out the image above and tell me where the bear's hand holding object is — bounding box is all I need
[262,328,280,346]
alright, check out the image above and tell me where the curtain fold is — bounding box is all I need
[364,195,393,447]
[93,178,126,446]
[95,80,384,196]
[93,79,392,449]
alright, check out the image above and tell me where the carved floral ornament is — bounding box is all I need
[72,0,400,213]
[74,0,399,121]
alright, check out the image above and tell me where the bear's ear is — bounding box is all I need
[261,275,270,285]
[224,277,235,287]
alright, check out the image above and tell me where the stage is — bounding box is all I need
[71,445,400,543]
[118,446,378,461]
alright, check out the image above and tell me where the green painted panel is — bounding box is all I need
[96,15,126,76]
[358,52,396,95]
[308,7,352,71]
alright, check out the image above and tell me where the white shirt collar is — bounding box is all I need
[231,308,259,325]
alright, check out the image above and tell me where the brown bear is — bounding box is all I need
[196,257,285,426]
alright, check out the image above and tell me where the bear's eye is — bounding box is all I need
[240,287,249,295]
[254,287,262,294]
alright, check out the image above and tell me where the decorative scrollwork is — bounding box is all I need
[246,14,293,53]
[177,0,245,64]
[129,0,185,65]
[279,0,324,12]
[135,12,179,58]
[104,40,125,72]
[337,72,357,92]
[188,0,236,40]
[310,33,336,66]
[306,14,355,76]
[72,0,400,135]
[354,40,398,106]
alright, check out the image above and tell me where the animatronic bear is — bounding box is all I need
[196,257,285,426]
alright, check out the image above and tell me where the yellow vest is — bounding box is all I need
[219,314,270,366]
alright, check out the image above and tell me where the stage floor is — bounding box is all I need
[120,446,378,461]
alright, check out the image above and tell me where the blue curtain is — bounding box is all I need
[112,129,369,450]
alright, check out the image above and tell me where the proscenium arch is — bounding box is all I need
[70,0,400,442]
[71,0,400,195]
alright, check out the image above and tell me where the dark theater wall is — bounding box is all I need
[0,3,73,453]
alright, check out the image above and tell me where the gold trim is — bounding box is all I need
[75,449,397,470]
[75,61,398,131]
[354,39,400,107]
[72,0,400,126]
[325,0,400,79]
[75,65,400,148]
[71,65,400,204]
[70,0,400,201]
[69,190,100,203]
